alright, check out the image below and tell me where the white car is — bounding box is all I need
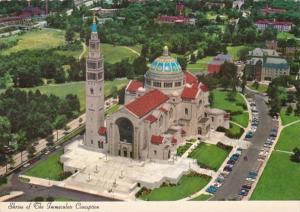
[246,178,256,182]
[23,163,30,168]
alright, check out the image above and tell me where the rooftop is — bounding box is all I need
[125,89,169,118]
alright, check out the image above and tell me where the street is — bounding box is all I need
[212,91,274,200]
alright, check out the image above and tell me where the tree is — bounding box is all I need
[15,131,26,163]
[65,28,75,44]
[53,115,67,141]
[78,117,83,126]
[286,105,293,115]
[0,116,11,146]
[177,56,187,70]
[290,148,300,163]
[190,53,197,64]
[27,145,36,158]
[46,134,55,147]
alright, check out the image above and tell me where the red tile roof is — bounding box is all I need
[125,89,169,118]
[151,135,164,145]
[181,86,199,100]
[256,20,292,25]
[145,114,157,124]
[172,137,177,144]
[126,80,144,93]
[185,71,198,85]
[98,127,107,136]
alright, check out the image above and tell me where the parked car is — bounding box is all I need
[227,160,235,165]
[239,189,249,196]
[23,163,30,168]
[245,132,254,140]
[242,184,252,190]
[223,165,233,172]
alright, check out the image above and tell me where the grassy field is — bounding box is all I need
[188,143,230,171]
[190,194,212,201]
[19,79,129,111]
[280,107,300,126]
[187,56,213,73]
[211,90,246,113]
[227,45,248,60]
[0,29,65,55]
[231,112,249,128]
[105,104,120,116]
[100,43,140,64]
[275,122,300,152]
[251,151,300,200]
[249,83,268,93]
[277,32,296,40]
[139,174,211,201]
[25,150,64,181]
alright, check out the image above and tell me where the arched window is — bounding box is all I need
[185,108,188,115]
[90,88,94,95]
[116,118,134,143]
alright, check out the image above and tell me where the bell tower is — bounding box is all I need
[84,15,105,149]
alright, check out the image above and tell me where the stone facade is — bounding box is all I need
[83,25,229,161]
[246,48,290,81]
[83,18,105,150]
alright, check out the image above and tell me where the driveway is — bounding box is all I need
[212,91,274,200]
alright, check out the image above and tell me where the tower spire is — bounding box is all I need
[91,14,97,33]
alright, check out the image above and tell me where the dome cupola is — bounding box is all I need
[144,46,185,95]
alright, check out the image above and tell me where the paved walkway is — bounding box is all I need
[282,119,300,128]
[79,42,87,60]
[124,46,140,56]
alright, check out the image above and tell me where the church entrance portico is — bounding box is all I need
[115,117,135,159]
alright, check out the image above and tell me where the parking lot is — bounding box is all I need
[212,91,276,200]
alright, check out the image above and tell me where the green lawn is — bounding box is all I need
[280,107,300,126]
[231,112,249,128]
[251,151,300,200]
[19,79,129,111]
[54,196,74,201]
[227,45,248,60]
[101,43,139,64]
[25,150,64,181]
[277,32,296,40]
[190,194,212,201]
[139,174,211,201]
[0,29,65,55]
[187,56,213,73]
[188,143,230,171]
[249,83,268,93]
[105,104,120,116]
[211,90,246,113]
[275,122,300,152]
[225,123,244,139]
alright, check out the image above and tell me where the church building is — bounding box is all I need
[83,17,230,161]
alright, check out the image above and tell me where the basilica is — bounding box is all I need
[83,17,229,161]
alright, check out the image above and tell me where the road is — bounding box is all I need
[2,174,115,202]
[212,91,274,200]
[0,98,117,176]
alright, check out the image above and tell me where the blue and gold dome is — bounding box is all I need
[150,46,182,73]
